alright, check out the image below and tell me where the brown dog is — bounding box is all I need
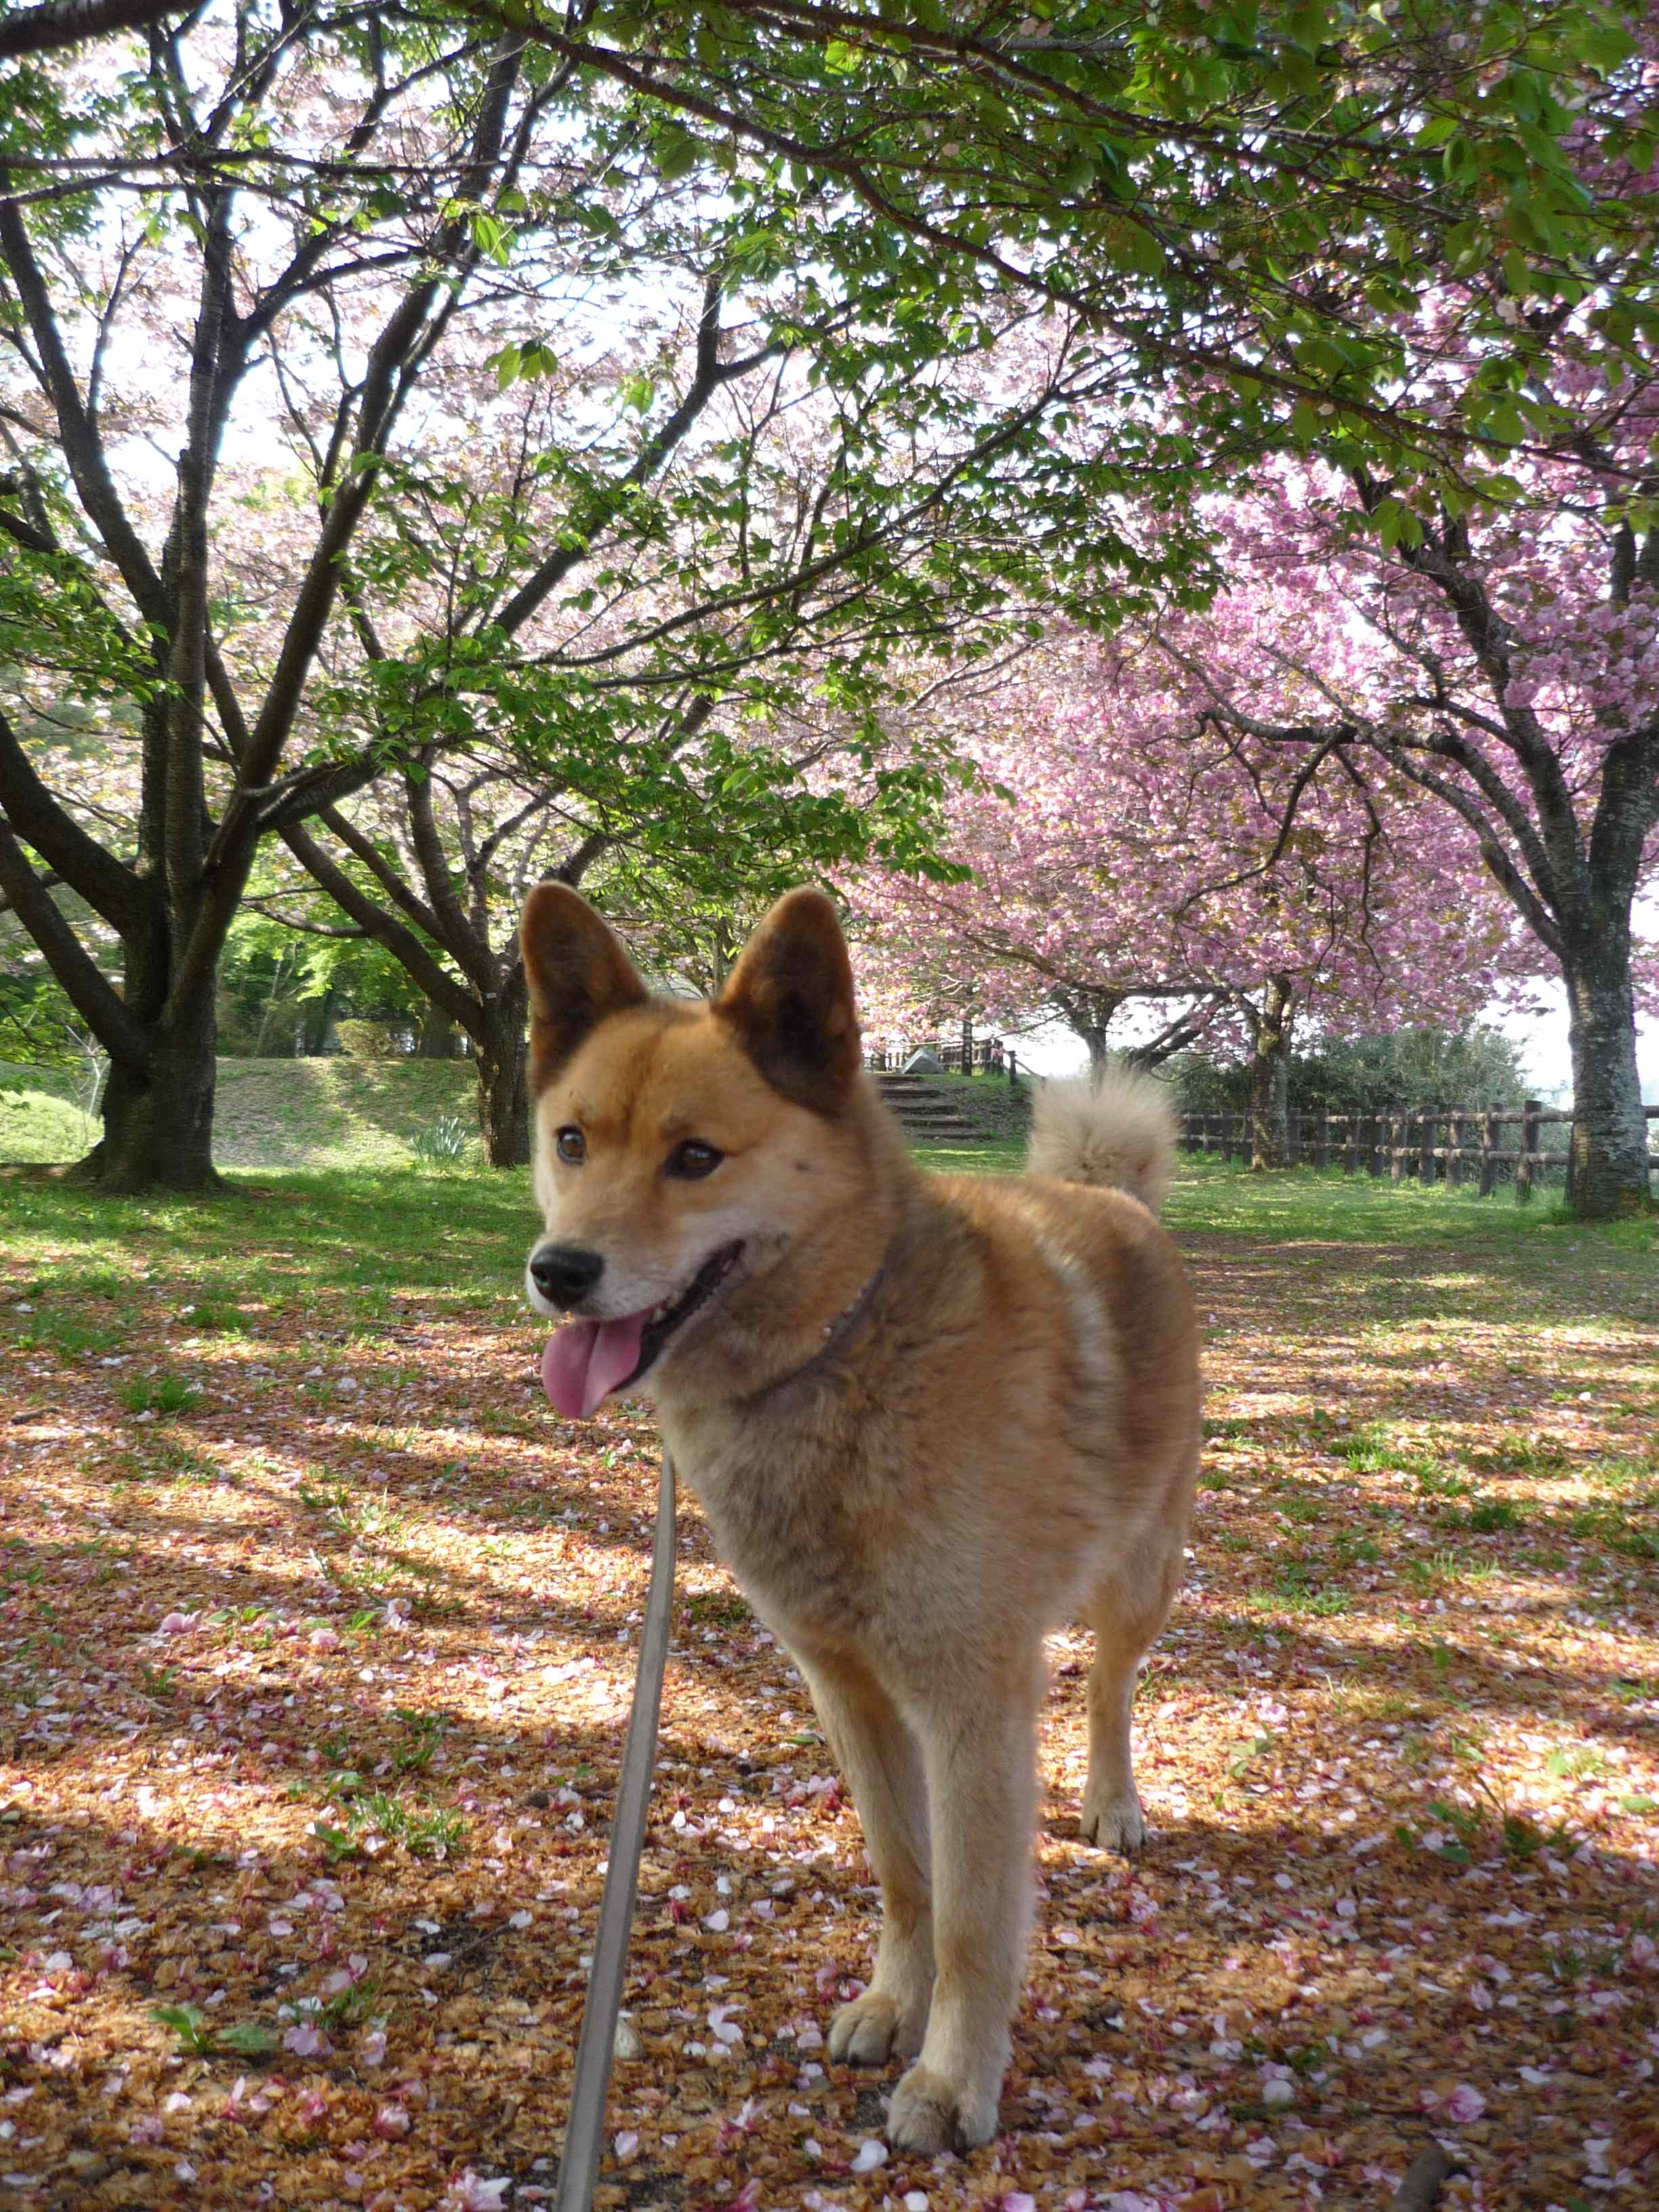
[521,884,1200,2154]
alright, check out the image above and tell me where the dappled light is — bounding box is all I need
[1,1164,1654,2208]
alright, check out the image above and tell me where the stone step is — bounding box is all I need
[867,1071,985,1142]
[876,1077,952,1101]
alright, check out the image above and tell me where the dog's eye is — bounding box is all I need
[555,1126,586,1165]
[667,1139,722,1181]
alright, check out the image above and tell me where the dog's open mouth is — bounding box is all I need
[539,1242,744,1419]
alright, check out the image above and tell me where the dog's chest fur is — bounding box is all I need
[660,1398,902,1654]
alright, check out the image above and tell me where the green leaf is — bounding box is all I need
[656,125,701,182]
[1576,22,1637,75]
[1413,115,1458,149]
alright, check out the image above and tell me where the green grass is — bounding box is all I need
[910,1068,1032,1141]
[121,1372,202,1416]
[0,1166,540,1340]
[911,1138,1025,1175]
[3,1058,1652,1244]
[1164,1152,1658,1253]
[1,1061,98,1163]
[5,1056,1038,1174]
[3,1147,1653,1335]
[1,1056,478,1170]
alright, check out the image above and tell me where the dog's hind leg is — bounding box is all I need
[1079,1597,1151,1852]
[802,1653,935,2068]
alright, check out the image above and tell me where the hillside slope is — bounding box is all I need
[1,1056,1031,1171]
[2,1058,478,1170]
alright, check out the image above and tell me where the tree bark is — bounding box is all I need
[1054,986,1122,1072]
[73,995,221,1193]
[1562,927,1654,1220]
[1078,1020,1109,1071]
[475,970,531,1167]
[1248,975,1294,1171]
[300,983,337,1057]
[417,1002,458,1059]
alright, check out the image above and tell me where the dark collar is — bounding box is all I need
[751,1259,886,1401]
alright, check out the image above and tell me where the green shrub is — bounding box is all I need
[334,1021,406,1060]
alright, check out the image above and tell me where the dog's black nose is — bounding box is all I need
[529,1244,605,1309]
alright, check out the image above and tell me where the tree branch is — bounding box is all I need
[0,704,144,928]
[0,814,148,1064]
[0,184,169,630]
[279,820,483,1038]
[0,0,186,62]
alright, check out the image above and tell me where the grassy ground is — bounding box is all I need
[1,1059,1030,1172]
[1,1161,1655,2209]
[1,1059,96,1164]
[1,1059,478,1171]
[913,1070,1033,1144]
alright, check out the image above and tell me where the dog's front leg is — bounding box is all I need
[886,1668,1041,2156]
[799,1653,934,2066]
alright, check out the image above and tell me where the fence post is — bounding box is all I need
[1479,1103,1500,1197]
[1288,1107,1301,1166]
[1221,1109,1236,1165]
[1183,1113,1200,1158]
[1448,1107,1467,1188]
[1365,1112,1382,1177]
[1418,1106,1438,1185]
[1315,1111,1330,1172]
[1343,1113,1359,1174]
[1008,1049,1018,1088]
[1517,1098,1541,1202]
[1388,1109,1403,1181]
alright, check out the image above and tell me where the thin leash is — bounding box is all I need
[552,1446,676,2212]
[550,1270,880,2207]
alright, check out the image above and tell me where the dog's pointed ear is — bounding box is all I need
[520,884,648,1088]
[716,888,861,1109]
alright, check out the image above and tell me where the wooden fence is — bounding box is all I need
[1177,1099,1659,1195]
[865,1035,1018,1081]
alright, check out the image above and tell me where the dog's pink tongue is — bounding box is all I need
[541,1312,649,1419]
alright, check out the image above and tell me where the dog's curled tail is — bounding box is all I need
[1026,1067,1178,1214]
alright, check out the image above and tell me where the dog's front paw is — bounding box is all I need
[886,2060,1000,2155]
[1080,1783,1146,1853]
[828,1989,925,2067]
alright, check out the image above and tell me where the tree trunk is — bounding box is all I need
[72,997,221,1193]
[300,983,337,1057]
[417,1002,458,1059]
[1562,930,1654,1220]
[1248,975,1294,1171]
[474,970,531,1167]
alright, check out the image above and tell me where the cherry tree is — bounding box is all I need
[0,9,1200,1189]
[1156,432,1659,1214]
[0,20,599,1185]
[851,627,1537,1167]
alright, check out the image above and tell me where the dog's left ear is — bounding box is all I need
[717,888,862,1110]
[520,883,648,1088]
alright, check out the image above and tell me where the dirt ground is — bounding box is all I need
[2,1177,1656,2210]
